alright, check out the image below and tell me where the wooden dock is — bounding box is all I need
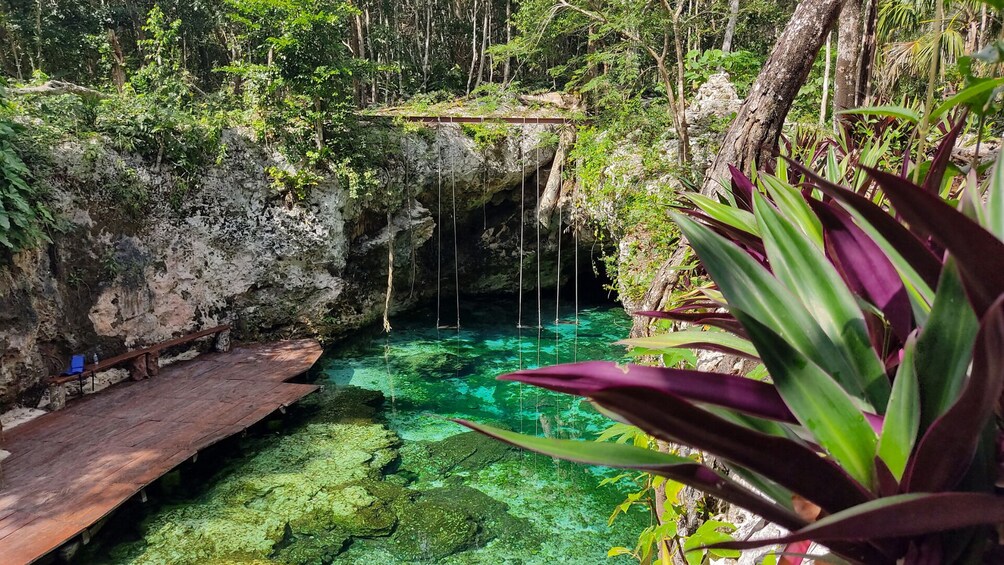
[0,339,323,564]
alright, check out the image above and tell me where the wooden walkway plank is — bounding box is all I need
[0,339,322,565]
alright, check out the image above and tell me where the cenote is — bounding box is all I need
[79,295,646,564]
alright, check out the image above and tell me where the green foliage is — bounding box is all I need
[460,122,511,151]
[131,6,191,104]
[571,111,685,304]
[683,49,763,96]
[221,0,365,151]
[598,407,738,563]
[267,165,323,202]
[93,93,223,177]
[0,91,52,252]
[10,7,226,186]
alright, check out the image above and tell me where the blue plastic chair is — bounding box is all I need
[65,354,85,376]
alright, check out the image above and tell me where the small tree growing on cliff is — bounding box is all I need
[0,87,52,254]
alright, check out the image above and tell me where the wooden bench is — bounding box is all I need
[47,325,231,410]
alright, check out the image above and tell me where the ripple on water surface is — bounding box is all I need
[82,298,646,564]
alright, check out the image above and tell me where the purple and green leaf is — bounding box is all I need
[634,309,748,338]
[877,332,920,481]
[707,492,1004,553]
[674,213,873,408]
[905,295,1004,492]
[752,193,889,409]
[729,165,755,212]
[617,330,759,359]
[921,117,967,195]
[454,419,808,532]
[733,310,879,489]
[499,361,795,424]
[809,200,913,342]
[586,385,875,514]
[913,259,979,430]
[865,167,1004,317]
[760,174,823,245]
[785,158,942,292]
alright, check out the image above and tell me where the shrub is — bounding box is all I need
[0,97,53,253]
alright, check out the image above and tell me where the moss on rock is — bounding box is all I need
[102,421,399,564]
[324,480,409,536]
[403,431,517,479]
[392,498,478,561]
[420,486,539,550]
[302,386,386,423]
[272,528,351,565]
[389,485,541,561]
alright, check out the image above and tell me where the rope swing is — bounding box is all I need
[535,116,542,330]
[448,131,461,330]
[517,142,528,330]
[434,116,460,331]
[553,138,564,327]
[435,118,443,330]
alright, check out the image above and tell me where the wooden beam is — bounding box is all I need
[7,81,110,99]
[369,115,578,124]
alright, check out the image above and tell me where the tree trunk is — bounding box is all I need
[834,0,862,114]
[537,127,576,228]
[671,3,691,165]
[856,0,878,106]
[503,0,512,83]
[820,32,832,126]
[466,0,479,94]
[314,96,324,150]
[635,0,849,337]
[106,28,127,94]
[475,7,489,90]
[722,0,740,53]
[700,0,848,197]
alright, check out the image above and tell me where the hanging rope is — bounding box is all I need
[482,150,488,232]
[554,159,562,325]
[535,116,542,330]
[405,155,417,302]
[573,152,581,362]
[518,321,524,429]
[517,139,528,448]
[383,211,395,333]
[383,337,396,411]
[533,117,543,444]
[451,126,461,330]
[436,118,443,330]
[574,214,580,325]
[517,142,527,329]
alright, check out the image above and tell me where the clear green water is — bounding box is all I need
[83,297,645,564]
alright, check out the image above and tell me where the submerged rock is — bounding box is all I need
[272,528,351,565]
[390,485,541,561]
[405,430,518,479]
[393,497,479,560]
[304,385,387,423]
[326,480,407,536]
[101,420,399,564]
[421,486,539,549]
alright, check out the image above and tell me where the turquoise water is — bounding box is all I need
[330,297,630,443]
[83,297,646,564]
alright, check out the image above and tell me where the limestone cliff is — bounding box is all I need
[0,122,557,409]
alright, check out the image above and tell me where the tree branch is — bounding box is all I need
[7,81,110,99]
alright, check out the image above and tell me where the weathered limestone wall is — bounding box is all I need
[0,123,557,410]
